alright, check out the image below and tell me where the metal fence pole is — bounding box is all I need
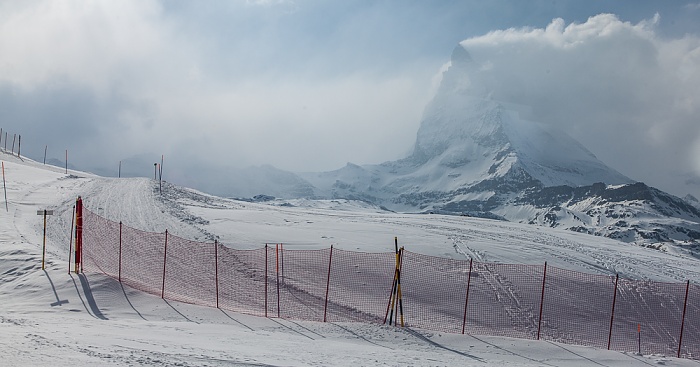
[68,205,75,274]
[608,274,619,350]
[264,244,268,318]
[461,258,473,334]
[118,221,122,282]
[276,244,281,318]
[537,262,548,340]
[677,280,690,358]
[323,245,334,322]
[215,240,219,309]
[161,230,168,299]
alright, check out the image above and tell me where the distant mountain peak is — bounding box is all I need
[214,43,700,247]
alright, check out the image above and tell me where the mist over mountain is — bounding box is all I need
[193,44,700,248]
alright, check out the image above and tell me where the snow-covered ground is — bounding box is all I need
[1,150,698,366]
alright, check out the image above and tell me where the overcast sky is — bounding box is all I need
[1,0,699,198]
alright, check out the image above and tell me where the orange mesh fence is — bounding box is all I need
[681,284,700,359]
[399,251,470,333]
[82,210,120,277]
[610,280,689,356]
[465,262,544,339]
[267,246,329,320]
[325,248,395,323]
[217,246,267,317]
[81,208,699,360]
[539,266,615,349]
[163,233,217,308]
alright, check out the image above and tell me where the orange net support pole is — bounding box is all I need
[74,196,83,273]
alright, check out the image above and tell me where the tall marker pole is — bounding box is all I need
[44,145,47,165]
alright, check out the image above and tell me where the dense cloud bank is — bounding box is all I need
[455,14,700,197]
[0,2,698,198]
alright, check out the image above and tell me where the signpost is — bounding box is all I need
[37,209,54,270]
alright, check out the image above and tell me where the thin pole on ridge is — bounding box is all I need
[461,258,473,334]
[608,274,619,350]
[161,229,169,299]
[677,280,690,358]
[537,262,548,340]
[323,245,334,322]
[43,145,47,165]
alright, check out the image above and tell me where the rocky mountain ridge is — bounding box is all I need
[225,44,700,249]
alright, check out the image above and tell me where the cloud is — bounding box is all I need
[684,3,700,11]
[0,0,433,175]
[457,14,700,197]
[1,2,699,200]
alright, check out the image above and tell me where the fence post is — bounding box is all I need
[68,205,75,274]
[537,261,548,340]
[608,274,619,350]
[265,244,268,318]
[461,258,473,334]
[118,221,122,282]
[276,244,281,318]
[75,196,83,273]
[215,240,219,309]
[677,280,690,358]
[323,245,334,322]
[161,229,168,299]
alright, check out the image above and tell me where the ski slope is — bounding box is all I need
[1,150,698,366]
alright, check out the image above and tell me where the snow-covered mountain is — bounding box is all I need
[202,44,700,247]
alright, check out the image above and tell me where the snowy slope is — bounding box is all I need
[1,151,699,366]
